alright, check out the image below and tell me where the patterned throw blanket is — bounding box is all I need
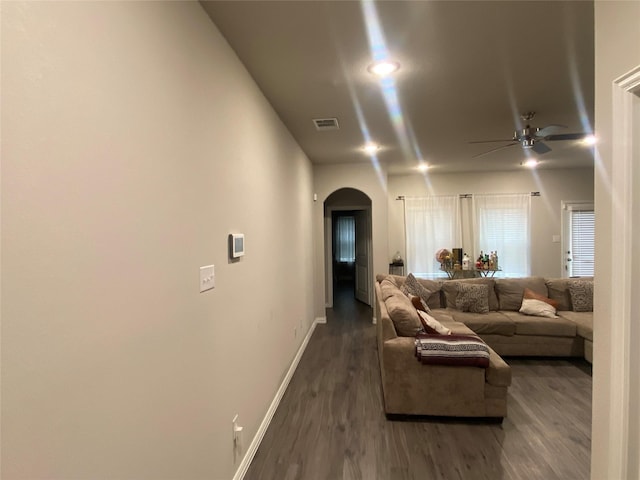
[415,333,490,368]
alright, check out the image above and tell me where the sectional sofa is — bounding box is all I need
[374,274,593,418]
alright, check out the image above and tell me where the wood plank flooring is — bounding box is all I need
[244,283,592,480]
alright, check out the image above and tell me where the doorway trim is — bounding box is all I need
[603,64,640,479]
[324,204,373,309]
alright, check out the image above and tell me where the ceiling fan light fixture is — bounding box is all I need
[522,159,539,168]
[522,138,535,149]
[367,60,400,77]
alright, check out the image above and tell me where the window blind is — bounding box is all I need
[570,209,595,276]
[335,216,355,262]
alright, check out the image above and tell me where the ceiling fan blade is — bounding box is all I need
[468,139,515,144]
[472,142,518,158]
[537,124,568,137]
[545,132,588,141]
[531,141,551,155]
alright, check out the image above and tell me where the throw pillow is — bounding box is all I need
[441,278,499,311]
[455,283,489,314]
[409,295,429,313]
[519,298,559,318]
[400,273,433,312]
[569,280,594,312]
[495,277,548,311]
[523,287,559,309]
[417,310,451,335]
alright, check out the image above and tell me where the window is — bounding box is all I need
[334,215,355,262]
[404,196,461,278]
[473,194,531,277]
[563,202,594,276]
[403,193,531,278]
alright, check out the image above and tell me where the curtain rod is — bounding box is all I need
[396,192,540,200]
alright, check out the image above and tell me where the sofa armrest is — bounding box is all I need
[380,336,488,416]
[486,347,511,387]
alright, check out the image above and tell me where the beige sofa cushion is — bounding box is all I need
[500,311,577,337]
[416,278,443,310]
[380,276,401,300]
[495,277,547,311]
[427,308,456,325]
[546,277,594,311]
[380,278,422,337]
[557,311,593,341]
[441,278,499,311]
[447,310,516,336]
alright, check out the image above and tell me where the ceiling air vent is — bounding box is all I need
[313,118,339,131]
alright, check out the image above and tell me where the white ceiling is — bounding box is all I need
[201,1,594,175]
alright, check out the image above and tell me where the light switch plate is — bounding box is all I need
[200,265,215,293]
[552,235,561,243]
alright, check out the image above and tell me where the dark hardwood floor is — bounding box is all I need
[244,281,592,480]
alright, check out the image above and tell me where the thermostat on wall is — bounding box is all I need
[230,233,245,258]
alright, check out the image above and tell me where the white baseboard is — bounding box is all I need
[232,318,319,480]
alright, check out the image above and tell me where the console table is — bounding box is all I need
[441,267,501,279]
[389,263,404,275]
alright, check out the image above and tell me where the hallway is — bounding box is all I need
[244,284,592,480]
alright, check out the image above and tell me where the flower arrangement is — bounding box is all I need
[435,248,452,268]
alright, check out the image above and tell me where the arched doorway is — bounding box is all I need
[324,188,373,308]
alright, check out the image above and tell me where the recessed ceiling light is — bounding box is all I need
[522,159,539,168]
[367,61,400,77]
[362,143,380,154]
[416,163,430,172]
[582,135,597,146]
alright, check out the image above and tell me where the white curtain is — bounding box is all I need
[335,216,355,262]
[404,196,461,278]
[473,193,531,277]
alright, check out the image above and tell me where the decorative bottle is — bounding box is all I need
[462,253,470,270]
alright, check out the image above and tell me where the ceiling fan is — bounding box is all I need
[469,112,590,158]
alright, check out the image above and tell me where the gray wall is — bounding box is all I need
[593,1,640,478]
[388,168,594,278]
[1,2,314,479]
